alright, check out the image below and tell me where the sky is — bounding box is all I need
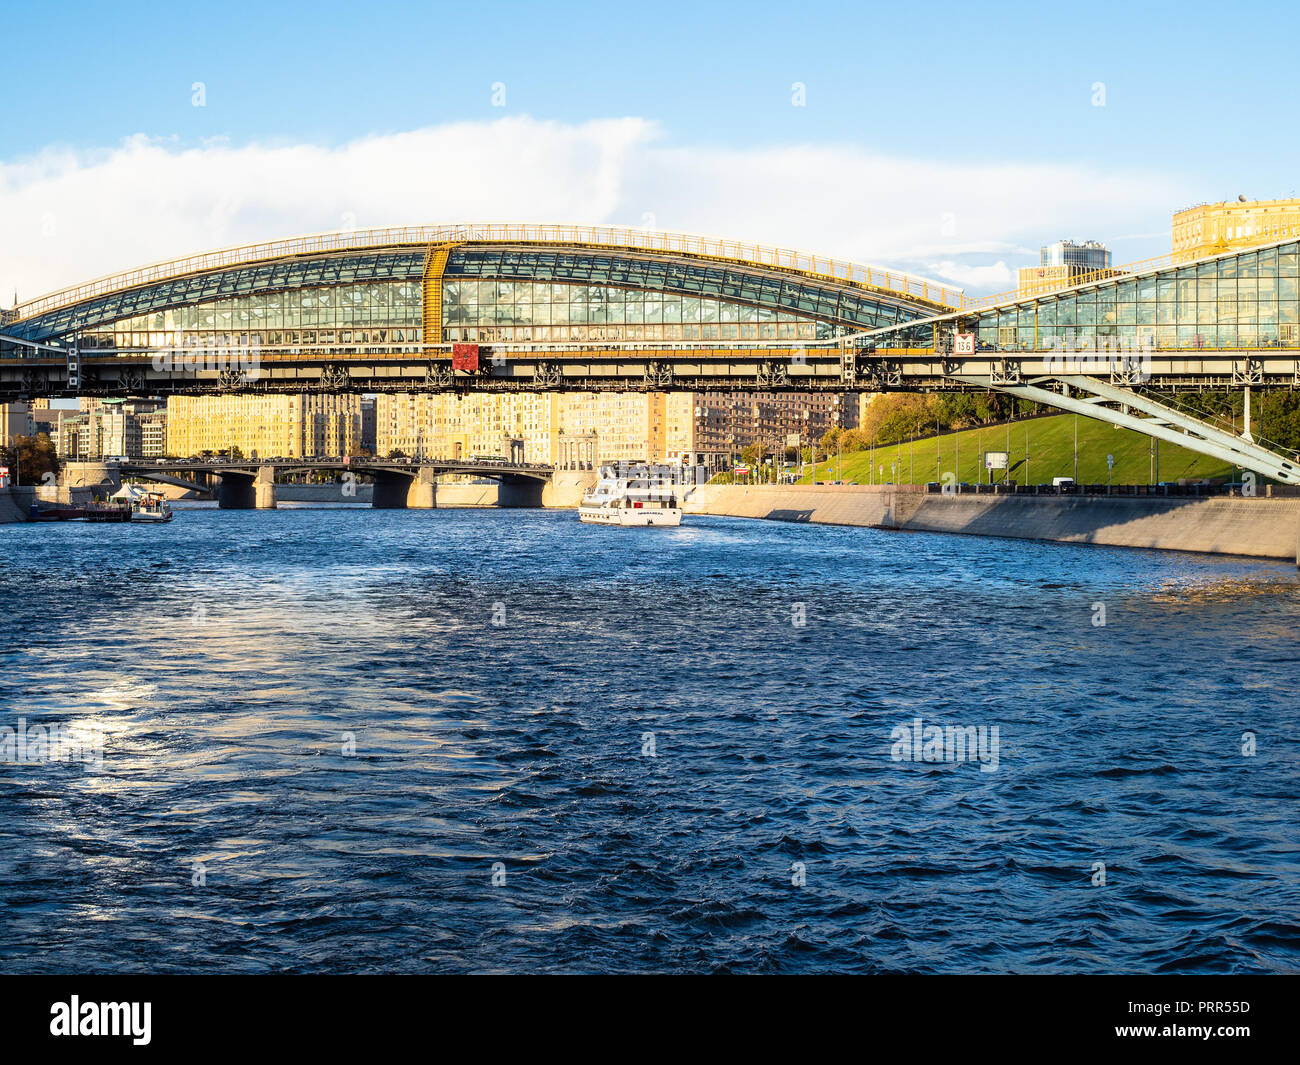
[3,0,1299,302]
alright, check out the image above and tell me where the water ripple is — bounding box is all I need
[0,506,1297,973]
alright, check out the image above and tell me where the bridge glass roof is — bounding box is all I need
[77,280,422,350]
[867,239,1300,353]
[444,279,831,343]
[7,251,425,345]
[5,240,938,350]
[446,247,927,333]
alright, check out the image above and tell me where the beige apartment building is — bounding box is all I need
[1173,197,1300,262]
[166,394,363,458]
[375,393,560,461]
[375,391,659,465]
[560,393,667,466]
[12,388,857,468]
[374,390,849,470]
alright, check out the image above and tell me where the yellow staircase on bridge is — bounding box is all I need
[421,242,457,350]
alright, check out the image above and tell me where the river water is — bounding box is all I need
[0,505,1296,973]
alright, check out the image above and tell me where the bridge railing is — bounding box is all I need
[959,253,1178,312]
[122,457,554,472]
[8,223,964,324]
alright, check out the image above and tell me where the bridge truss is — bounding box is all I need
[5,334,1300,483]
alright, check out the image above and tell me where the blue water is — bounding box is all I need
[0,506,1297,974]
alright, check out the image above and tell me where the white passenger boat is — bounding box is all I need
[111,484,174,523]
[578,467,683,526]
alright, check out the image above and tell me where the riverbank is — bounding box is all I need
[0,485,103,522]
[682,483,1300,562]
[0,488,25,523]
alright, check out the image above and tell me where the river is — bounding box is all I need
[0,505,1296,973]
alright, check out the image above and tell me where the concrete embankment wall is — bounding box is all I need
[543,470,597,508]
[277,483,376,503]
[274,482,526,506]
[682,484,1300,561]
[0,485,103,522]
[274,483,509,505]
[154,483,209,501]
[0,488,27,523]
[438,484,502,507]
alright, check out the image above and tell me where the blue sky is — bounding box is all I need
[3,0,1297,297]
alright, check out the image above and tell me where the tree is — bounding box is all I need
[1262,393,1300,453]
[839,428,870,453]
[1167,390,1300,454]
[7,433,59,484]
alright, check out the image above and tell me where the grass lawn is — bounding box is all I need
[796,412,1239,486]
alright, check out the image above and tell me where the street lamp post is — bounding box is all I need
[936,412,941,484]
[799,409,809,483]
[1073,413,1079,484]
[694,405,704,476]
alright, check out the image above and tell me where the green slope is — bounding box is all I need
[798,413,1238,486]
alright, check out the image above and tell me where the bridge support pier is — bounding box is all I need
[406,468,437,508]
[217,467,277,509]
[372,468,437,509]
[254,467,276,510]
[497,477,545,508]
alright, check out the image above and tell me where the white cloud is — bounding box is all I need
[0,117,1190,303]
[922,260,1016,291]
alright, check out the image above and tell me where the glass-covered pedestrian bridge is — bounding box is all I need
[0,223,959,354]
[3,225,1299,484]
[864,237,1300,355]
[850,237,1300,486]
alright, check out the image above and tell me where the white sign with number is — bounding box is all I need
[954,333,976,355]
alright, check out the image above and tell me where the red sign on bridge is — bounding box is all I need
[451,343,480,372]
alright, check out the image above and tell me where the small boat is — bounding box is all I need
[578,465,683,527]
[132,491,174,523]
[111,484,174,522]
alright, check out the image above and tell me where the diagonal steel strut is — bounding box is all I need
[0,333,68,354]
[950,374,1300,484]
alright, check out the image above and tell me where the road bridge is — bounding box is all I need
[102,457,554,510]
